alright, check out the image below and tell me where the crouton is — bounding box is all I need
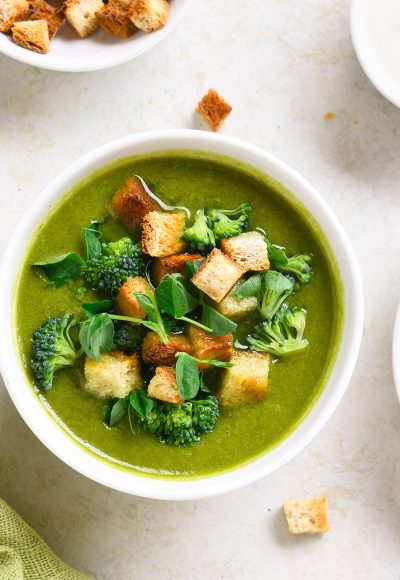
[214,283,258,321]
[219,350,271,406]
[30,0,64,39]
[196,89,232,132]
[12,19,49,53]
[97,0,136,39]
[141,211,186,258]
[152,253,203,285]
[115,276,152,322]
[109,175,161,230]
[283,498,330,535]
[187,326,233,369]
[129,0,168,33]
[191,248,245,302]
[142,331,193,366]
[63,0,104,37]
[221,231,270,272]
[147,366,183,404]
[84,351,142,399]
[0,0,29,33]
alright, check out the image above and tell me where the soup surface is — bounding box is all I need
[16,150,343,479]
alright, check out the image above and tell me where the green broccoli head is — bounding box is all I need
[113,321,145,354]
[247,306,309,356]
[183,209,216,254]
[259,270,295,320]
[83,237,146,296]
[207,203,251,241]
[266,238,312,284]
[31,314,81,391]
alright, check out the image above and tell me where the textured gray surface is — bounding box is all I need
[1,0,400,578]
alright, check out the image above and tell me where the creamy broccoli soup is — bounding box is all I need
[15,150,343,479]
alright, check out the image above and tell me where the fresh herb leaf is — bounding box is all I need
[155,274,199,319]
[79,313,114,361]
[129,389,155,418]
[34,253,85,287]
[199,374,213,393]
[102,399,116,425]
[82,222,102,260]
[175,352,201,400]
[266,239,289,267]
[185,259,203,279]
[233,273,263,298]
[133,290,169,344]
[108,397,129,427]
[81,299,113,318]
[201,304,237,336]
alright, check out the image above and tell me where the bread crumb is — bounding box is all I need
[283,497,330,535]
[196,89,232,132]
[324,112,336,120]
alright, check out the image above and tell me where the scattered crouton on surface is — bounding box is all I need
[221,231,270,272]
[141,211,186,258]
[152,253,203,285]
[30,0,64,39]
[142,331,193,366]
[148,366,183,404]
[109,175,161,230]
[197,89,232,132]
[191,248,245,302]
[0,0,29,33]
[130,0,168,33]
[283,497,330,535]
[214,284,258,321]
[97,0,136,39]
[187,326,233,369]
[12,19,49,53]
[115,276,152,321]
[84,351,143,399]
[219,350,270,406]
[63,0,104,37]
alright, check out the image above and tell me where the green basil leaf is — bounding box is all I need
[109,397,129,427]
[234,273,263,298]
[79,313,114,361]
[155,274,198,319]
[82,222,102,260]
[81,299,113,318]
[175,352,200,400]
[34,252,85,287]
[129,389,156,418]
[201,304,237,336]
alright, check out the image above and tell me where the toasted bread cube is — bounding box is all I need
[214,284,258,321]
[84,351,142,399]
[109,176,161,230]
[187,326,233,369]
[191,248,245,302]
[115,276,152,322]
[219,350,270,406]
[142,331,193,366]
[148,366,183,404]
[129,0,168,32]
[284,498,330,535]
[152,253,203,285]
[0,0,29,33]
[64,0,104,37]
[141,211,186,258]
[221,231,270,272]
[197,89,232,132]
[30,0,64,39]
[12,19,49,53]
[97,0,136,38]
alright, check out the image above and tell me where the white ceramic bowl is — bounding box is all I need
[0,0,192,72]
[392,302,400,401]
[0,130,364,500]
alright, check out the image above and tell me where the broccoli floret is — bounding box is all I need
[266,239,312,284]
[31,314,82,391]
[247,306,309,356]
[138,395,220,447]
[207,203,251,241]
[83,237,146,296]
[259,270,295,320]
[113,321,145,354]
[183,209,216,254]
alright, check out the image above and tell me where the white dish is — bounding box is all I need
[0,130,364,500]
[0,0,192,72]
[392,302,400,402]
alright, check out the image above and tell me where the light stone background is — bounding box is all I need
[1,0,400,578]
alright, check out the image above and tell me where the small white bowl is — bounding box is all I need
[392,302,400,401]
[0,0,192,72]
[0,130,364,500]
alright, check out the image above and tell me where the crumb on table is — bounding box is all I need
[324,112,336,120]
[196,89,232,132]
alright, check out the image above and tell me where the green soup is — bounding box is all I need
[15,150,343,479]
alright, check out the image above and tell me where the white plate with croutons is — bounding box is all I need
[0,0,192,71]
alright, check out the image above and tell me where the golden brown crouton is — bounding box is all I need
[214,283,258,321]
[63,0,103,37]
[129,0,168,32]
[84,351,142,399]
[97,0,136,38]
[191,248,245,302]
[152,253,203,285]
[30,0,64,39]
[197,89,232,132]
[12,19,49,53]
[0,0,29,32]
[142,331,193,366]
[109,175,161,230]
[221,231,270,272]
[187,326,233,369]
[115,276,152,322]
[147,366,183,404]
[219,350,271,406]
[283,498,330,535]
[141,211,186,258]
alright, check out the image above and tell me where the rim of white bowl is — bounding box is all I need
[0,0,193,72]
[392,302,400,402]
[0,130,364,500]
